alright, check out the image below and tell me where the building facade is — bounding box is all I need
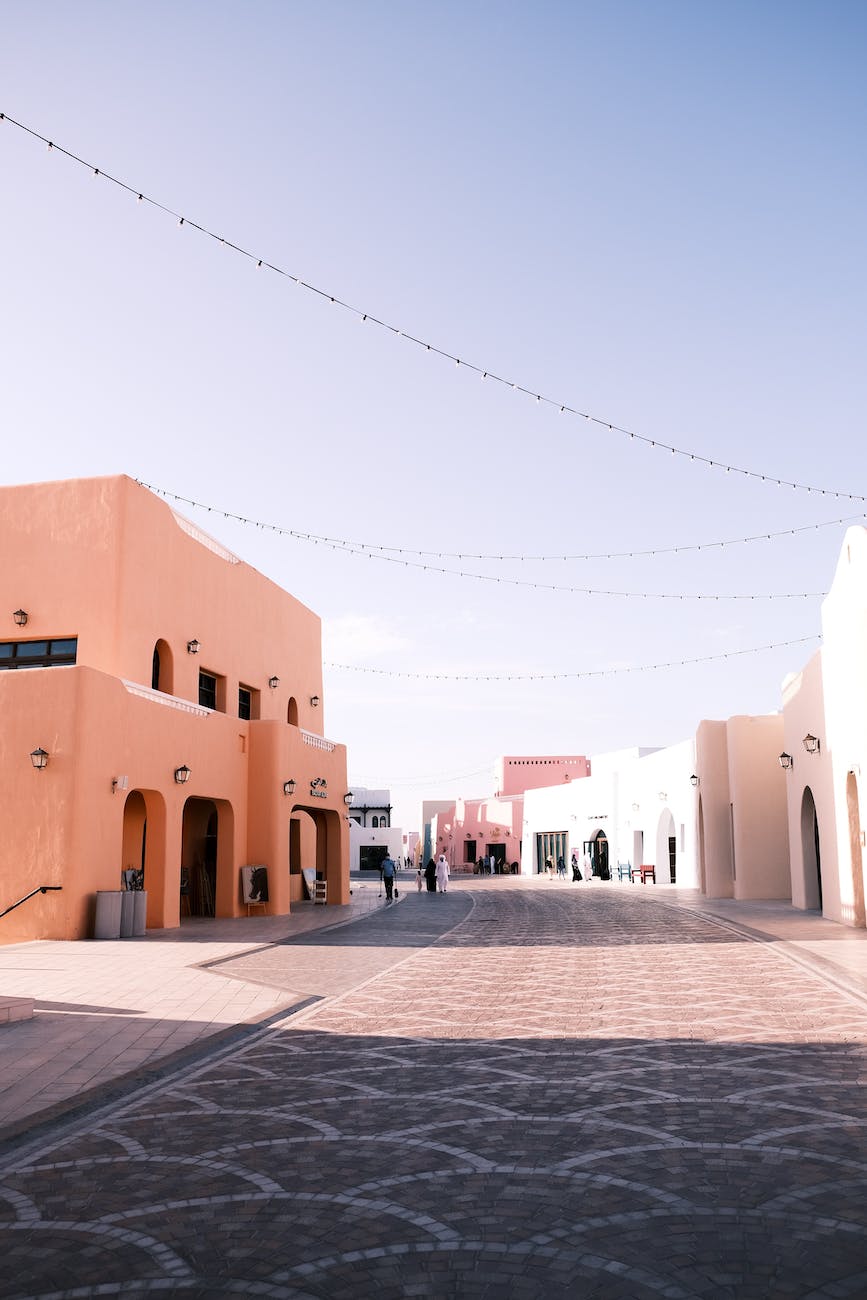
[0,475,350,943]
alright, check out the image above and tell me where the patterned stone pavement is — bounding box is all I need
[2,883,867,1298]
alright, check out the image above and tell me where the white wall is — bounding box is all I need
[521,741,698,885]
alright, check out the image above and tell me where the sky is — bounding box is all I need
[2,1,865,831]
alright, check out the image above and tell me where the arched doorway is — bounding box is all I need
[800,786,823,912]
[122,791,147,885]
[584,830,609,880]
[698,796,707,894]
[846,772,866,928]
[151,639,174,693]
[657,808,676,883]
[287,697,299,726]
[121,789,168,929]
[287,804,345,904]
[180,798,234,917]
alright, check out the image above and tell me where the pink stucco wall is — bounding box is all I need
[496,755,590,797]
[0,475,349,942]
[695,715,789,901]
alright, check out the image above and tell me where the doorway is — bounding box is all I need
[800,787,823,912]
[181,798,219,917]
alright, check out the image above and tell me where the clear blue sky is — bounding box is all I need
[2,2,865,829]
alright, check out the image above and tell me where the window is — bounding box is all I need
[372,816,379,828]
[238,684,260,720]
[199,670,217,710]
[0,638,78,670]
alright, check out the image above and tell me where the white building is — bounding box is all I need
[521,741,699,886]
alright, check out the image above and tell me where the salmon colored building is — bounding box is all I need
[0,475,350,943]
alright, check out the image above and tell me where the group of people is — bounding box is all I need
[544,851,594,881]
[418,855,450,894]
[380,852,451,902]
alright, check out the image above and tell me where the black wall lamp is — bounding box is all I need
[30,747,49,770]
[283,778,296,796]
[186,639,200,655]
[803,734,821,755]
[174,764,191,784]
[689,774,700,787]
[310,694,320,707]
[343,792,353,805]
[13,609,28,627]
[268,676,280,689]
[779,752,794,770]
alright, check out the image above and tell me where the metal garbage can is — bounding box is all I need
[94,890,122,940]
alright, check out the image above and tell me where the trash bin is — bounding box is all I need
[132,891,147,937]
[94,890,122,940]
[120,891,136,938]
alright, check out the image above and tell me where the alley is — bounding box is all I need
[2,883,867,1298]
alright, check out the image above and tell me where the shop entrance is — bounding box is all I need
[584,831,609,880]
[536,831,567,875]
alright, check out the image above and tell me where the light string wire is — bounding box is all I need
[2,109,864,506]
[140,477,865,562]
[325,634,820,683]
[138,480,826,601]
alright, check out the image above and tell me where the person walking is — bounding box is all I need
[380,853,396,903]
[557,854,567,880]
[424,858,437,893]
[571,851,582,882]
[416,864,423,892]
[436,853,450,893]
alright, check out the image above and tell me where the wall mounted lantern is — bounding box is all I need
[283,778,296,796]
[310,694,320,707]
[268,676,280,689]
[779,752,794,771]
[29,747,49,770]
[658,791,668,801]
[343,792,353,805]
[689,774,700,787]
[13,609,28,627]
[803,734,821,755]
[186,639,200,655]
[174,764,191,784]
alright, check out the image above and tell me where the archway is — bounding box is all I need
[151,639,174,694]
[122,788,167,929]
[584,829,609,880]
[657,808,676,883]
[800,786,823,912]
[122,791,147,885]
[287,804,345,904]
[698,797,707,894]
[180,797,234,917]
[287,697,299,726]
[846,772,866,928]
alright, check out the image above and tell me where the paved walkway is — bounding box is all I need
[2,880,867,1296]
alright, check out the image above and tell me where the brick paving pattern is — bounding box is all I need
[2,883,867,1297]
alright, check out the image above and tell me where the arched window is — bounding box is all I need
[287,697,299,726]
[151,640,173,694]
[372,816,379,828]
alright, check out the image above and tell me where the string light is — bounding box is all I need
[325,634,820,683]
[137,481,827,601]
[3,108,863,506]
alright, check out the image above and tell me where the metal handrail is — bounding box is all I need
[0,885,62,920]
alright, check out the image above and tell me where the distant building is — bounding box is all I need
[0,475,350,942]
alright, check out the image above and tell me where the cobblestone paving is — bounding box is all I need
[2,884,867,1298]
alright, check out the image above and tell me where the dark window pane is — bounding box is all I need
[238,687,251,720]
[199,671,217,710]
[18,641,49,657]
[49,639,77,657]
[0,644,13,658]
